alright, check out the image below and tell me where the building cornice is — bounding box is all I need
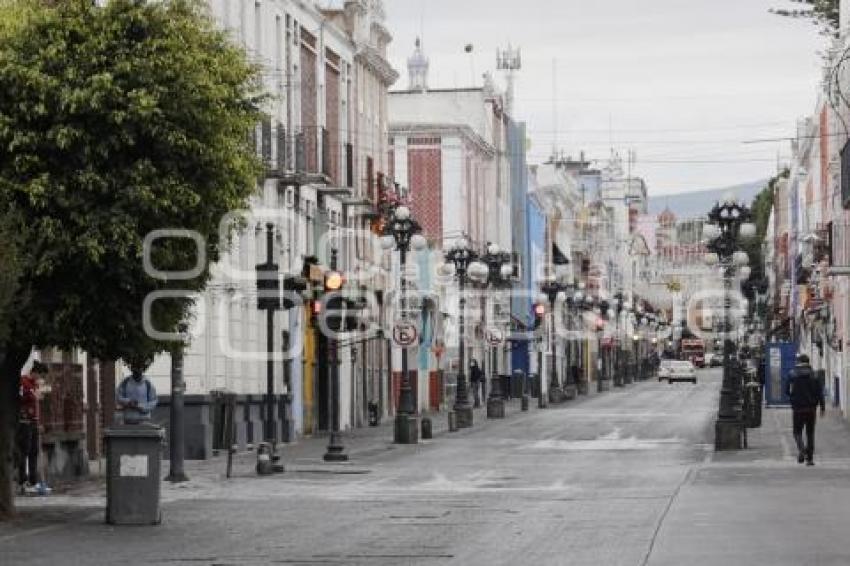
[372,21,392,43]
[355,45,399,86]
[389,122,495,158]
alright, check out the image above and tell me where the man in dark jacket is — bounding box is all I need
[785,354,825,466]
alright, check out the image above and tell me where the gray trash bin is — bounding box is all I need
[105,424,164,525]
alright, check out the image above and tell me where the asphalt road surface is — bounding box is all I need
[4,369,850,566]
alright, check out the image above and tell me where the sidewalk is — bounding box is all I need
[648,406,850,566]
[14,394,541,506]
[7,380,625,524]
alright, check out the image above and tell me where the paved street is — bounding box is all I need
[4,370,850,566]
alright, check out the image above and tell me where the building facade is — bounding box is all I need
[139,0,399,456]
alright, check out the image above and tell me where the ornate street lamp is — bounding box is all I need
[705,196,755,451]
[381,205,428,444]
[444,236,487,429]
[570,288,595,395]
[612,292,626,386]
[479,243,514,418]
[596,299,612,392]
[540,261,571,403]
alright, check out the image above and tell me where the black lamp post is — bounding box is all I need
[598,300,614,392]
[444,236,487,429]
[632,331,640,381]
[381,205,427,444]
[612,292,625,386]
[480,242,514,418]
[540,262,571,404]
[633,311,646,381]
[565,286,590,398]
[704,197,755,451]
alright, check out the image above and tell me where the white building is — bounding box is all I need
[141,0,398,455]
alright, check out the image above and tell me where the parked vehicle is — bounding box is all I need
[705,352,723,367]
[657,360,698,384]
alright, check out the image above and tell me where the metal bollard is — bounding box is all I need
[521,394,529,411]
[256,442,274,475]
[448,411,458,432]
[421,417,433,439]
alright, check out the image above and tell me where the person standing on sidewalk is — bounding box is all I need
[785,354,825,466]
[117,356,158,424]
[16,361,46,490]
[470,359,483,408]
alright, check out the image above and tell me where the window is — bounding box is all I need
[842,140,850,209]
[254,2,262,55]
[366,156,374,202]
[274,15,282,71]
[239,1,247,45]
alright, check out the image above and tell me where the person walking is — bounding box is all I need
[117,356,158,424]
[470,359,483,408]
[785,354,825,466]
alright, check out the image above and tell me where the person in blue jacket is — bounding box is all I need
[117,356,158,424]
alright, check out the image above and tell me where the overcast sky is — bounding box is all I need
[372,0,825,196]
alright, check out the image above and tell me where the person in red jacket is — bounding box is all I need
[16,361,46,488]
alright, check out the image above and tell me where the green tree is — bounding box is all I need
[0,0,264,519]
[771,0,840,37]
[0,216,21,346]
[740,170,789,316]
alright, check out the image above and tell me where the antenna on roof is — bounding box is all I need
[496,44,521,117]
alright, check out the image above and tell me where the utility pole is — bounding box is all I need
[256,222,283,472]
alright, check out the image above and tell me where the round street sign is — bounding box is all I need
[485,328,504,347]
[392,320,419,347]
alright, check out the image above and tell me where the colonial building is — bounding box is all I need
[139,0,398,457]
[386,40,515,410]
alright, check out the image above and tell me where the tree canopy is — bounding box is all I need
[0,0,264,362]
[740,170,788,312]
[771,0,840,37]
[0,0,264,518]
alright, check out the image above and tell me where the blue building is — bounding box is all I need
[508,122,546,374]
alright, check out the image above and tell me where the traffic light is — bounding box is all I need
[256,260,280,310]
[533,302,546,330]
[321,269,345,332]
[318,270,368,333]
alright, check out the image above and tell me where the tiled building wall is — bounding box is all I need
[407,140,442,240]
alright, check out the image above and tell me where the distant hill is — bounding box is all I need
[647,180,767,220]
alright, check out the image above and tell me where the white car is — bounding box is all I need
[658,360,698,384]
